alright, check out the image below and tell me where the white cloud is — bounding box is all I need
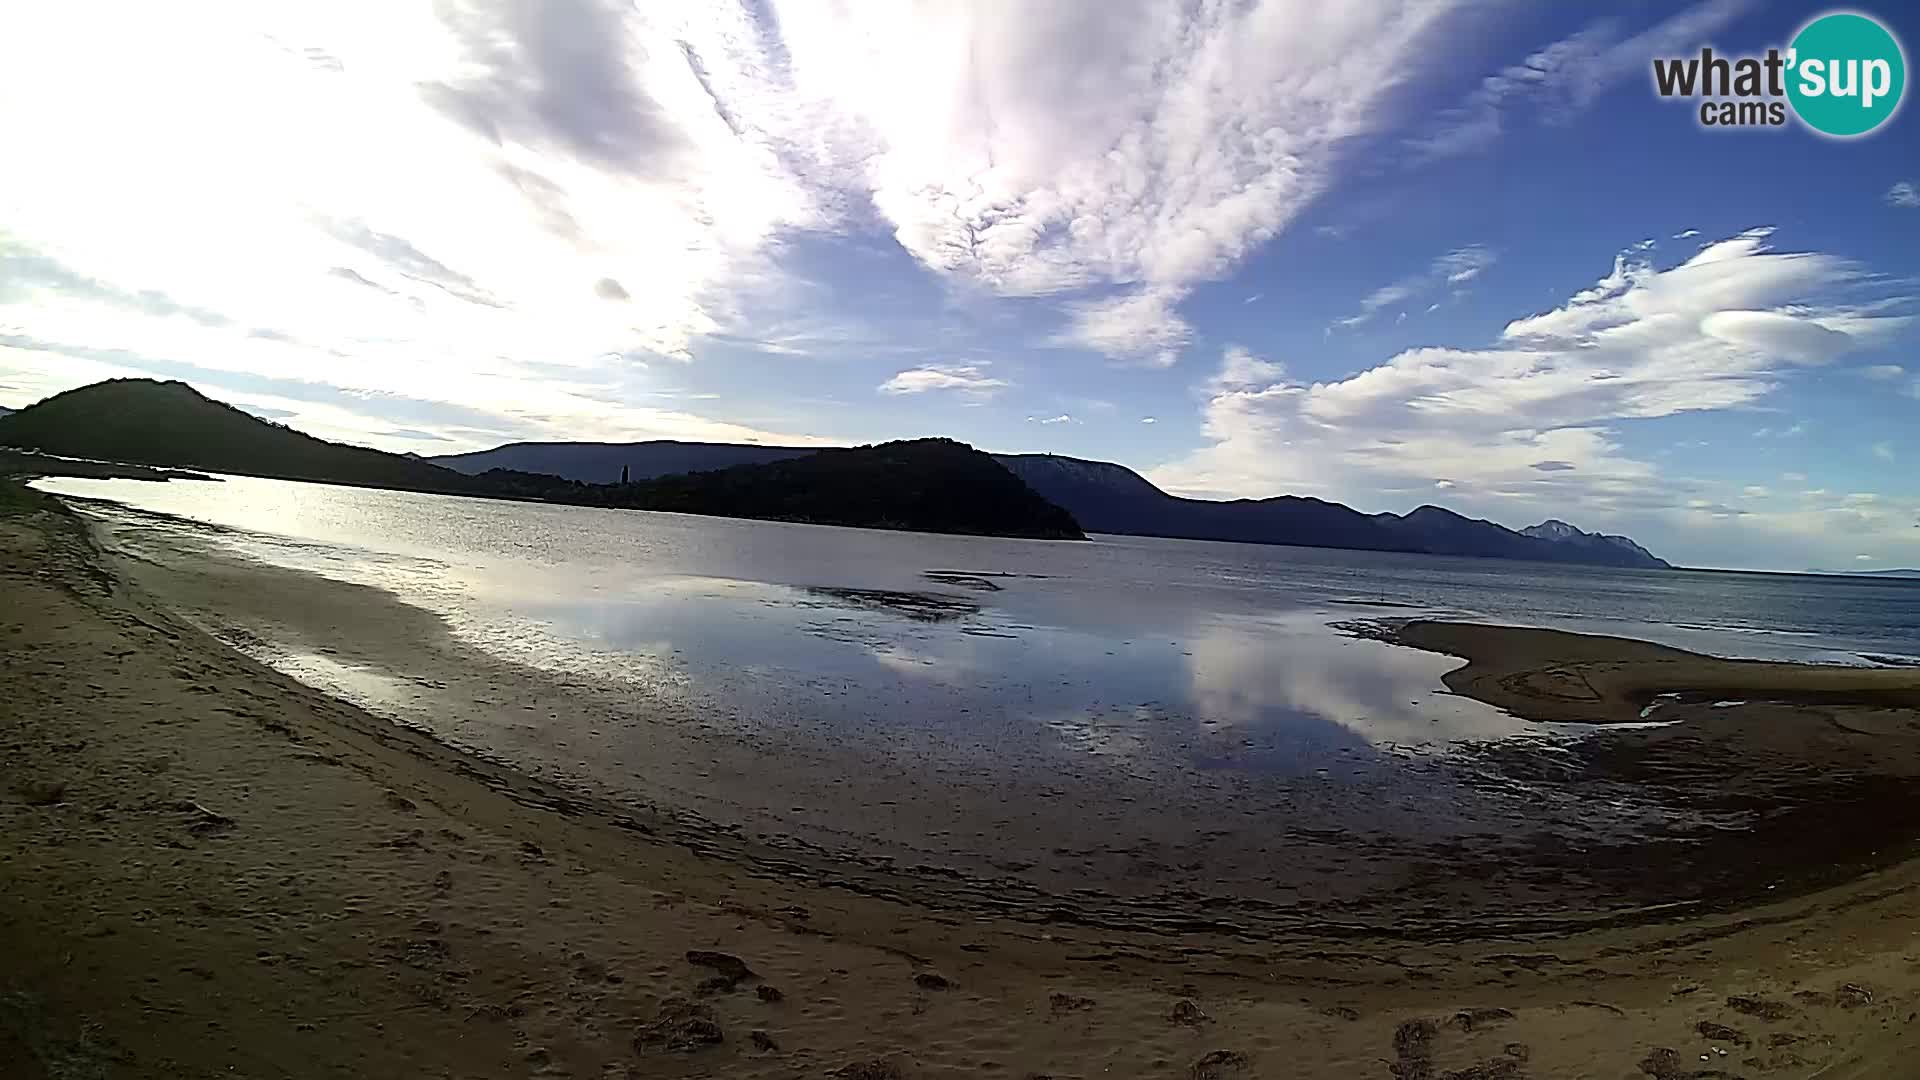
[0,2,840,446]
[1141,416,1157,424]
[878,364,1008,396]
[1151,229,1914,566]
[1211,346,1286,392]
[787,0,1479,362]
[1437,247,1495,284]
[1412,0,1751,161]
[1334,246,1496,329]
[0,0,1497,432]
[1874,442,1895,461]
[1674,229,1700,239]
[1335,284,1414,329]
[1861,364,1907,380]
[1889,181,1920,209]
[1700,310,1854,362]
[1056,288,1192,367]
[1028,414,1076,425]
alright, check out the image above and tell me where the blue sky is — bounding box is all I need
[0,0,1915,571]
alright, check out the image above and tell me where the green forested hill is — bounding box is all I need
[0,379,478,493]
[0,380,1085,540]
[560,438,1085,539]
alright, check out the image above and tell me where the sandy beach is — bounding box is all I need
[8,481,1920,1079]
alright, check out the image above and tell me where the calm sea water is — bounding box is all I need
[34,474,1920,767]
[34,474,1920,915]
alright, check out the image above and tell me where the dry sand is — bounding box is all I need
[7,481,1920,1079]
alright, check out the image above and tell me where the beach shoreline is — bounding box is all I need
[6,482,1920,1078]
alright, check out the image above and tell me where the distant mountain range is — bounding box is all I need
[483,438,1084,540]
[0,380,1082,540]
[431,442,1671,569]
[1521,518,1666,567]
[0,380,1671,565]
[432,440,806,481]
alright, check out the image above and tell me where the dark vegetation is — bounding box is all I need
[0,380,1085,540]
[0,380,478,493]
[474,439,1084,539]
[433,440,1670,568]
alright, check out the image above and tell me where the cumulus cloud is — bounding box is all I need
[1029,414,1076,425]
[1889,181,1920,209]
[1333,245,1496,329]
[1057,288,1192,368]
[1861,364,1907,380]
[1151,229,1913,541]
[1412,0,1751,161]
[1211,346,1287,392]
[878,364,1008,396]
[1874,442,1896,461]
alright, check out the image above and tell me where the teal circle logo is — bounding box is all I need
[1787,12,1906,137]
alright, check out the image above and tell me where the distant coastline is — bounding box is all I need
[0,380,1084,542]
[1,377,1682,567]
[434,441,1674,570]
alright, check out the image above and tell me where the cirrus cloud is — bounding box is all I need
[1333,245,1497,329]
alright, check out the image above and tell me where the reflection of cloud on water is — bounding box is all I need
[1181,615,1532,747]
[268,650,425,718]
[867,642,980,685]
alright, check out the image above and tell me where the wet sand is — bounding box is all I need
[1391,620,1920,724]
[7,482,1920,1078]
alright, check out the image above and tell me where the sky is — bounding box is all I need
[0,0,1916,572]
